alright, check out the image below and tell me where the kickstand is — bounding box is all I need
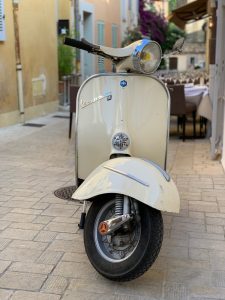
[78,201,87,229]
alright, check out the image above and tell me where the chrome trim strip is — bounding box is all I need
[74,86,80,188]
[151,76,170,171]
[141,159,170,181]
[104,166,149,187]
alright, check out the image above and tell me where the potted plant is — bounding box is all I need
[58,36,74,89]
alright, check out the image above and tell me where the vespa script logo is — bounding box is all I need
[81,92,112,108]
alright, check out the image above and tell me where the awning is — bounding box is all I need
[168,0,208,29]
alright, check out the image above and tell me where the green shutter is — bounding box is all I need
[112,24,118,48]
[128,0,132,11]
[0,0,6,41]
[97,21,105,72]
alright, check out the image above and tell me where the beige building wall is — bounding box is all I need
[154,1,169,17]
[59,0,71,19]
[58,0,74,33]
[120,0,138,41]
[92,0,121,72]
[186,19,205,34]
[87,0,121,46]
[0,0,58,128]
[0,1,18,114]
[79,0,121,75]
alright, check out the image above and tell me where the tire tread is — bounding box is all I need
[84,197,163,282]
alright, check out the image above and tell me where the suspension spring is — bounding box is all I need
[115,194,123,216]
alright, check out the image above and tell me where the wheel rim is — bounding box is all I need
[94,199,141,263]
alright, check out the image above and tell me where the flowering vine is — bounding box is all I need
[139,0,168,46]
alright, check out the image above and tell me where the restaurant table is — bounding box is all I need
[184,84,212,121]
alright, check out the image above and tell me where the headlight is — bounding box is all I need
[132,39,162,74]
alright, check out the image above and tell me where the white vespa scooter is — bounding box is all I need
[64,37,182,281]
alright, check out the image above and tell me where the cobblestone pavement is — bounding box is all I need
[0,113,225,300]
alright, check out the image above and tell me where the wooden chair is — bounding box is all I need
[168,84,197,141]
[166,79,174,85]
[69,85,79,139]
[194,78,200,85]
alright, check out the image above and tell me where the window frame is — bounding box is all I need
[97,21,105,73]
[0,0,6,41]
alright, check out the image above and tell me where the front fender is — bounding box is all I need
[72,157,180,213]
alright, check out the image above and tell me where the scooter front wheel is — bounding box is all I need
[84,196,163,281]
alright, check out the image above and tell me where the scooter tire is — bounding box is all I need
[84,196,163,282]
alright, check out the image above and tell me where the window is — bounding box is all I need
[112,24,118,48]
[190,57,195,65]
[169,57,178,70]
[0,0,6,41]
[97,21,105,72]
[121,0,127,21]
[58,20,70,35]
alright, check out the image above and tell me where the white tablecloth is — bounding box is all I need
[184,85,212,120]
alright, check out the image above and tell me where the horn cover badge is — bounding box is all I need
[120,80,127,88]
[112,133,130,151]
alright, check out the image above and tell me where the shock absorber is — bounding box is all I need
[115,194,123,216]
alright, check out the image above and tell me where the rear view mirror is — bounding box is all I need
[172,38,185,53]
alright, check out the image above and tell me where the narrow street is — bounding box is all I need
[0,113,225,300]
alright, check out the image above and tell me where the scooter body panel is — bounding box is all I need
[72,157,180,213]
[76,74,170,181]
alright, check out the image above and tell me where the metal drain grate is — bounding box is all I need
[54,186,77,200]
[53,115,70,119]
[23,123,46,127]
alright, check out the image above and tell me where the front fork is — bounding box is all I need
[78,194,137,231]
[115,194,130,215]
[98,194,140,236]
[78,201,87,229]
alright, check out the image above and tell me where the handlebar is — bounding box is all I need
[64,37,134,62]
[64,37,100,53]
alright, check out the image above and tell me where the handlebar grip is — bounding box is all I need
[64,37,94,52]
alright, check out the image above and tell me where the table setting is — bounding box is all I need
[184,84,212,121]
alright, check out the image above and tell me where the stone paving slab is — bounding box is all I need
[11,291,61,300]
[0,289,13,300]
[0,113,225,299]
[0,271,47,290]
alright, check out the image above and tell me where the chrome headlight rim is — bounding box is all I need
[132,39,162,75]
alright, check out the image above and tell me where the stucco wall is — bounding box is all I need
[80,0,121,73]
[58,0,74,32]
[19,0,58,107]
[120,0,138,42]
[0,0,58,127]
[88,0,121,47]
[59,0,71,19]
[0,1,18,113]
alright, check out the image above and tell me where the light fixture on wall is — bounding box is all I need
[208,16,213,28]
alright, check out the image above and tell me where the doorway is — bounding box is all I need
[83,11,93,80]
[79,1,94,82]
